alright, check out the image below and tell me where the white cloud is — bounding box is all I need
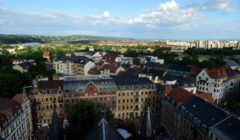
[103,11,110,18]
[128,0,199,28]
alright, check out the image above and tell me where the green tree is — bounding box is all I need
[66,100,114,140]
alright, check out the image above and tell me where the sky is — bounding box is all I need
[0,0,239,40]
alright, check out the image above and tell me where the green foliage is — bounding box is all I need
[124,49,138,57]
[66,100,114,140]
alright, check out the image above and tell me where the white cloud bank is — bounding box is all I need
[0,0,239,39]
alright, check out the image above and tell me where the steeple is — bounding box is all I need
[49,96,62,140]
[140,106,154,140]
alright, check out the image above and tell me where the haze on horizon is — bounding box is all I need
[0,0,239,40]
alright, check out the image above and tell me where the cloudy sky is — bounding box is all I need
[0,0,239,39]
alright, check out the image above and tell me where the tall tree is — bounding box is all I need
[66,100,114,140]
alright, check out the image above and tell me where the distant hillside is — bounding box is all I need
[0,34,134,44]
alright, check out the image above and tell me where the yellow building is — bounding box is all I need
[31,80,64,127]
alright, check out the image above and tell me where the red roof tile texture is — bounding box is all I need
[168,87,195,105]
[196,92,214,104]
[205,67,228,79]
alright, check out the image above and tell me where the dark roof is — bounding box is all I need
[49,110,63,140]
[54,56,91,64]
[225,60,239,68]
[38,80,63,90]
[18,61,33,69]
[183,97,229,127]
[140,106,154,140]
[0,98,21,110]
[112,74,154,86]
[143,69,166,79]
[163,74,196,87]
[168,64,191,72]
[215,116,240,139]
[86,119,123,140]
[145,62,163,68]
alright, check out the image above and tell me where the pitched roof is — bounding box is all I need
[112,74,154,86]
[214,116,240,139]
[168,87,195,105]
[225,60,239,68]
[205,67,228,79]
[168,64,192,72]
[140,106,154,140]
[49,110,63,140]
[100,64,124,73]
[86,119,123,140]
[12,93,25,104]
[37,80,63,90]
[0,98,21,110]
[196,92,214,104]
[183,97,229,127]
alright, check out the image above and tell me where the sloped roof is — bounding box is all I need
[183,97,229,127]
[12,93,25,104]
[225,60,239,68]
[168,87,195,105]
[205,67,228,79]
[196,92,214,104]
[86,119,123,140]
[0,98,21,110]
[38,80,63,90]
[168,64,191,72]
[100,64,121,73]
[214,116,240,139]
[140,106,154,140]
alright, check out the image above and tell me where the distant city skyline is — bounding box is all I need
[0,0,240,39]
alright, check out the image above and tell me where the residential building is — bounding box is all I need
[196,68,234,103]
[112,74,160,122]
[100,64,125,76]
[31,80,64,127]
[103,53,121,63]
[53,56,95,76]
[63,75,117,113]
[0,93,32,140]
[160,87,240,140]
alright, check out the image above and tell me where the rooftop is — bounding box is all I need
[183,97,229,127]
[168,87,195,105]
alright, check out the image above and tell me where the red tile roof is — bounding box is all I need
[103,53,120,62]
[205,67,228,79]
[164,85,173,94]
[168,87,195,105]
[196,92,214,104]
[12,93,25,104]
[0,98,21,116]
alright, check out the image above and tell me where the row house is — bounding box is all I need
[112,74,160,123]
[161,87,240,140]
[53,56,95,76]
[196,67,234,103]
[0,93,33,140]
[31,80,64,127]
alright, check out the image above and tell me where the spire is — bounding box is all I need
[140,106,154,140]
[49,96,62,140]
[86,118,123,140]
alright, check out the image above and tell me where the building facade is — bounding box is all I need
[31,80,64,127]
[196,68,234,103]
[0,93,33,140]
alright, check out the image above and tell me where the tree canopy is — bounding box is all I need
[66,100,114,140]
